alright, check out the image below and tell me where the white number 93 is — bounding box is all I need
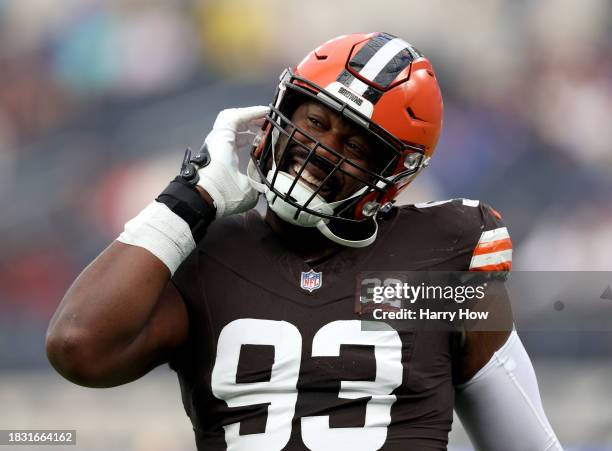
[211,319,403,450]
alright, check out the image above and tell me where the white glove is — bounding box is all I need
[196,106,269,218]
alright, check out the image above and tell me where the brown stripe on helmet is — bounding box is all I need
[347,32,396,72]
[336,69,355,87]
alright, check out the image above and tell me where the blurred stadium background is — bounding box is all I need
[0,0,611,449]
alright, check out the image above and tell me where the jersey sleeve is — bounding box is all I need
[468,203,512,272]
[171,247,201,303]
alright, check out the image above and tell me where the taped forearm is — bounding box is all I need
[117,158,216,275]
[117,201,196,275]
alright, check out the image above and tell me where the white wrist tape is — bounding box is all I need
[455,330,562,451]
[117,201,196,275]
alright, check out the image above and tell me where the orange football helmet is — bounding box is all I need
[248,32,443,247]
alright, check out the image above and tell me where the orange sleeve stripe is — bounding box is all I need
[473,238,513,256]
[470,261,512,272]
[489,206,502,220]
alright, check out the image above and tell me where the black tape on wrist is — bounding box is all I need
[156,177,216,242]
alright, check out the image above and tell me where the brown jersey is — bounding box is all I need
[170,199,511,450]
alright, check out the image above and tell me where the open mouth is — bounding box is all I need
[288,159,340,199]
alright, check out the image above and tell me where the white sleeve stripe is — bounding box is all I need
[477,227,509,244]
[462,198,480,207]
[414,198,481,209]
[414,199,453,208]
[470,249,513,269]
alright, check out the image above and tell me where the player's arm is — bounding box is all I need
[453,282,559,449]
[453,203,515,383]
[453,205,562,450]
[45,164,216,388]
[453,276,514,383]
[455,329,562,450]
[46,106,269,388]
[46,242,188,388]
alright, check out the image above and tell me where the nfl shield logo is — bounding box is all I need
[300,269,322,292]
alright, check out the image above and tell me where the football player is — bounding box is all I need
[46,33,562,450]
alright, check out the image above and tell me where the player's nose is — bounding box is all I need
[313,131,344,163]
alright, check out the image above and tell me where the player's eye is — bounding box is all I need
[307,116,325,129]
[346,140,368,158]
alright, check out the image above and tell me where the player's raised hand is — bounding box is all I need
[187,106,269,218]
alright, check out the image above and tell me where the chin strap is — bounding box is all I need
[316,218,378,248]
